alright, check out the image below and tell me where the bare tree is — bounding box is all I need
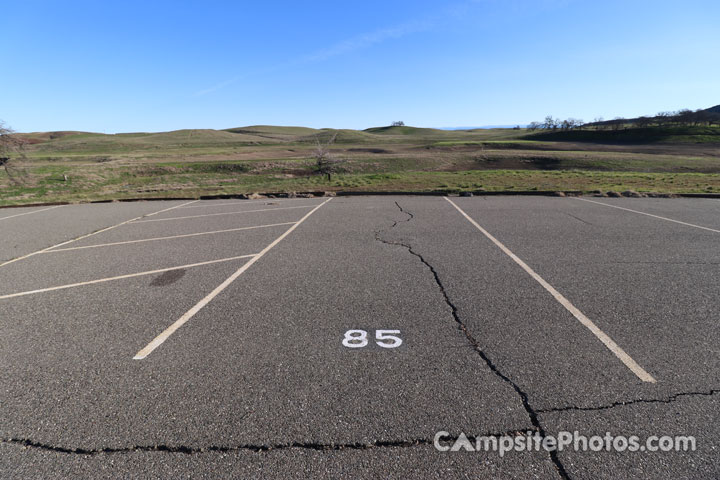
[692,109,709,126]
[312,133,341,181]
[527,121,541,131]
[391,121,405,127]
[543,115,559,130]
[636,116,652,128]
[655,111,672,126]
[568,118,584,129]
[675,109,695,126]
[0,121,27,184]
[611,117,626,130]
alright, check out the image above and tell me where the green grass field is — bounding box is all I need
[2,125,719,206]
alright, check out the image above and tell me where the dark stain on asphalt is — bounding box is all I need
[150,269,186,286]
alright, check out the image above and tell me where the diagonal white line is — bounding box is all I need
[0,205,65,221]
[0,200,199,269]
[178,201,283,209]
[0,254,257,300]
[129,205,314,223]
[177,199,320,209]
[574,197,720,233]
[133,197,333,360]
[44,222,297,252]
[445,197,656,383]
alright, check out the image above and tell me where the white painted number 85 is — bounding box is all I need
[342,330,402,349]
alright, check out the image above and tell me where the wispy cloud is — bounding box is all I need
[193,16,436,96]
[192,0,496,97]
[194,76,245,97]
[299,19,433,64]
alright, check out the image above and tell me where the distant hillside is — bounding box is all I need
[364,125,445,136]
[525,125,720,144]
[523,104,720,144]
[225,125,321,136]
[20,131,96,144]
[581,105,720,130]
[442,125,522,130]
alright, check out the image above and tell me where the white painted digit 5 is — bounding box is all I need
[342,330,402,348]
[375,330,402,348]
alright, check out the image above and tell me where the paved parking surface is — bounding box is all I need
[1,196,718,479]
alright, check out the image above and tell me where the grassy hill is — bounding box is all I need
[17,125,527,159]
[226,125,320,135]
[364,125,446,136]
[224,125,321,142]
[2,123,719,206]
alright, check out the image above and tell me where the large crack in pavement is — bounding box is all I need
[374,200,571,479]
[1,437,435,455]
[1,429,530,456]
[537,389,720,414]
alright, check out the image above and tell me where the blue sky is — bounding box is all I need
[2,0,718,133]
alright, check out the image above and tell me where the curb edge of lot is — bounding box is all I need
[2,190,720,210]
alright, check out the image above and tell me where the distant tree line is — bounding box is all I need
[527,107,719,132]
[584,108,720,130]
[527,116,584,131]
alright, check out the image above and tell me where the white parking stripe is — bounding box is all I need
[0,254,256,300]
[129,205,315,223]
[574,197,720,233]
[445,197,656,383]
[0,200,198,268]
[177,199,311,209]
[178,201,282,209]
[44,222,296,252]
[0,205,64,221]
[133,197,333,360]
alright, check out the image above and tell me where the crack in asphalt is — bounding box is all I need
[564,212,593,226]
[1,429,531,456]
[537,389,720,414]
[1,438,433,455]
[374,201,571,480]
[390,200,414,228]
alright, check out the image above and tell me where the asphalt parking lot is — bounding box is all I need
[1,195,718,479]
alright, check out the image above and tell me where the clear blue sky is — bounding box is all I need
[2,0,718,133]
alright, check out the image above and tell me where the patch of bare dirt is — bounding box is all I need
[346,148,392,154]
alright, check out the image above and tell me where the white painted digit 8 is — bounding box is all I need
[342,329,368,348]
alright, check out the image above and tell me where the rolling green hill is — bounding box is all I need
[3,122,719,206]
[525,126,720,144]
[363,125,446,136]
